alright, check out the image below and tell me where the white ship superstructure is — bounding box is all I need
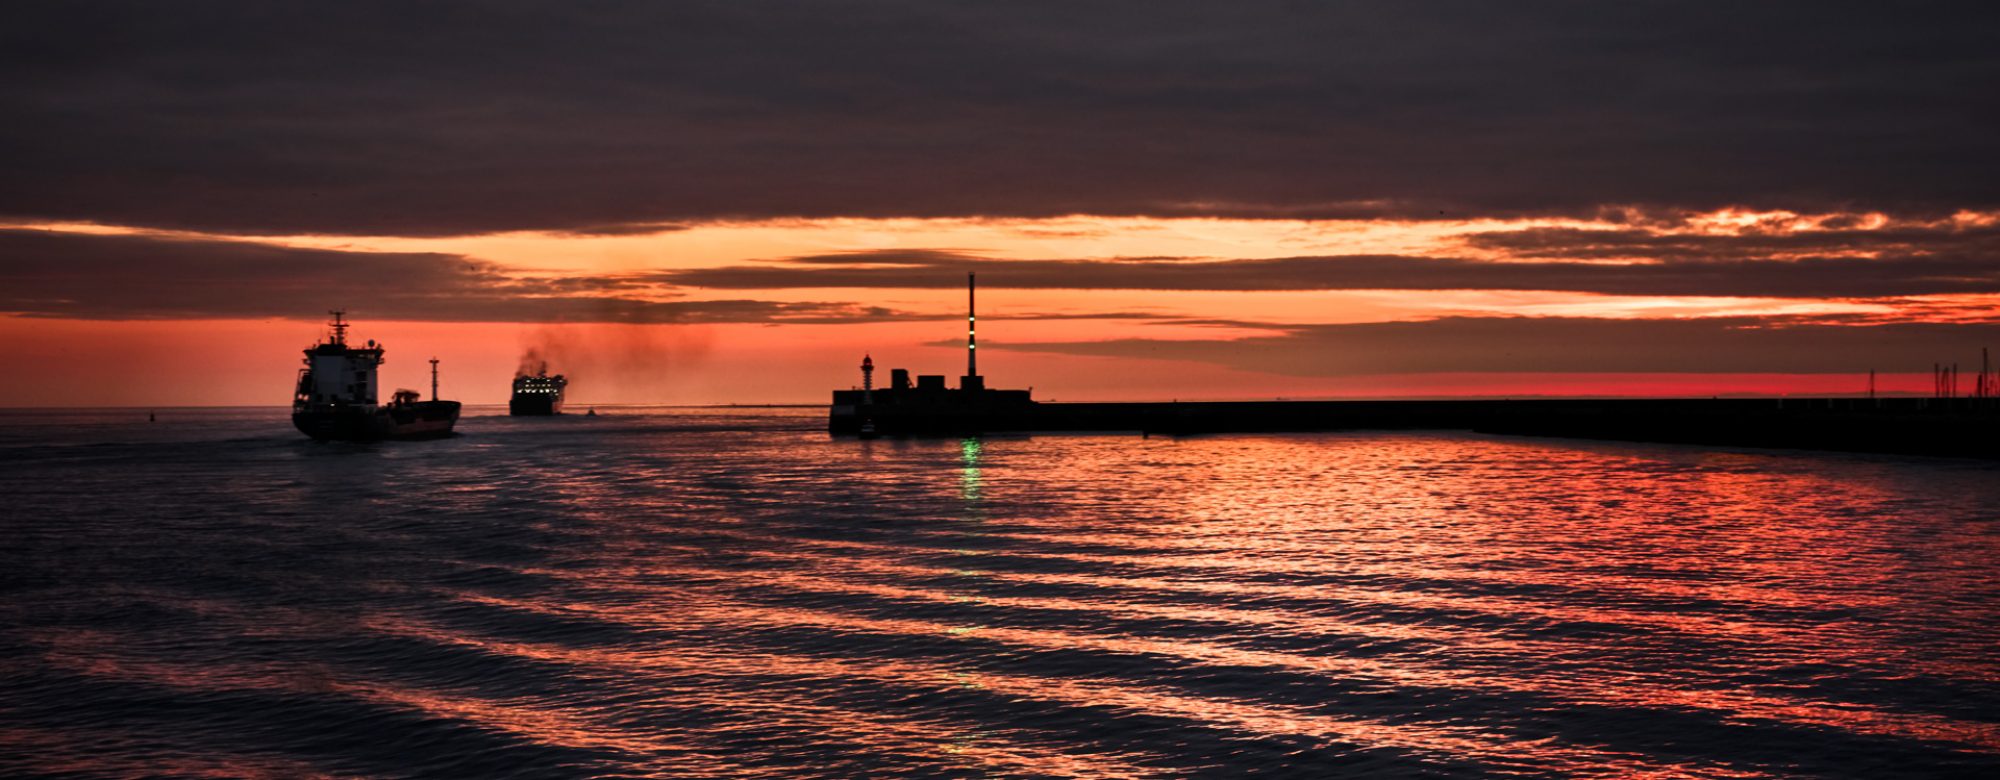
[296,311,383,408]
[291,311,460,440]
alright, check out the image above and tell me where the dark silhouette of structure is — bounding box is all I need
[510,370,568,415]
[830,273,1034,434]
[830,302,2000,458]
[292,311,460,440]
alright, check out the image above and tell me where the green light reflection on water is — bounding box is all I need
[959,437,982,504]
[946,436,990,713]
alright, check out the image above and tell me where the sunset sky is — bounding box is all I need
[3,2,1998,406]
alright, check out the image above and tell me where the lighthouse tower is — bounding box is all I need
[961,273,984,391]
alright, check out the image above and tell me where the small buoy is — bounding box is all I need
[148,411,156,422]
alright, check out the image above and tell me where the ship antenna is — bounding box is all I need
[430,357,440,401]
[967,272,977,380]
[329,309,348,346]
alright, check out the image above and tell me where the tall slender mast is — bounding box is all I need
[430,357,440,401]
[329,309,348,346]
[967,272,977,379]
[1984,347,1992,399]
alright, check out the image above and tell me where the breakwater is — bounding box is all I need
[835,397,2000,458]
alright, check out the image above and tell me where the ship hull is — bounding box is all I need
[293,401,461,441]
[509,394,563,416]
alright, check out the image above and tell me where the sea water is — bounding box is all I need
[2,407,1997,778]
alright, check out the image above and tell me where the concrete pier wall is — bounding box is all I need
[833,397,2000,458]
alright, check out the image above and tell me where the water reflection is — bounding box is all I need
[5,411,1999,779]
[948,436,991,773]
[959,436,983,504]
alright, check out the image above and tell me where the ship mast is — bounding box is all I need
[329,309,348,346]
[430,357,440,401]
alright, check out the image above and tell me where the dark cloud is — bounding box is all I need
[0,229,1187,323]
[549,223,691,237]
[780,249,985,267]
[0,229,890,323]
[1460,223,2000,262]
[983,317,2000,376]
[1,2,1996,235]
[661,246,2000,298]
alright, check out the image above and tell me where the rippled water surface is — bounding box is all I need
[3,406,1998,778]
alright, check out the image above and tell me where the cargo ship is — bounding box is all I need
[510,371,568,416]
[291,311,461,440]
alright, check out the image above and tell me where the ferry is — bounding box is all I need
[510,371,568,416]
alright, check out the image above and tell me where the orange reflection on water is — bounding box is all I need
[361,604,1780,780]
[482,547,2000,757]
[12,409,1998,778]
[614,517,1975,691]
[357,614,1172,779]
[515,431,2000,766]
